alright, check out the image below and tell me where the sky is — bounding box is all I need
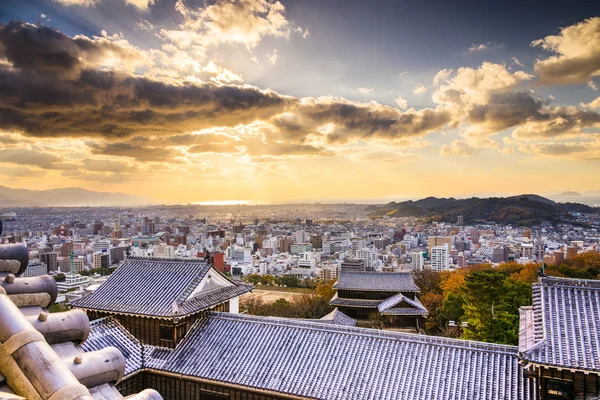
[1,0,600,204]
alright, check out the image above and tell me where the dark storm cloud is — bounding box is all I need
[467,92,546,133]
[0,22,453,157]
[0,22,291,139]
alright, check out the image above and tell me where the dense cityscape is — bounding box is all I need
[2,0,600,398]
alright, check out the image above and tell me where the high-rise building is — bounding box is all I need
[60,241,73,257]
[430,244,449,272]
[279,237,294,253]
[411,252,425,270]
[492,245,509,263]
[374,237,391,249]
[39,252,58,273]
[309,235,323,250]
[93,252,110,269]
[566,246,578,259]
[357,248,375,271]
[428,236,452,257]
[457,215,464,226]
[24,260,47,277]
[351,238,367,254]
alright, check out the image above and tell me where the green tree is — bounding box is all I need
[277,275,301,288]
[462,271,531,345]
[243,274,262,285]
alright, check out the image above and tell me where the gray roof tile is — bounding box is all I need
[81,318,143,376]
[145,312,535,400]
[521,276,600,373]
[333,272,420,292]
[72,258,251,317]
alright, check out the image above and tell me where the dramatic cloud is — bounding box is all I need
[88,141,185,162]
[433,62,533,108]
[511,57,524,67]
[0,22,454,158]
[466,91,545,135]
[160,0,304,53]
[511,107,600,139]
[0,22,148,79]
[588,80,598,90]
[266,49,279,65]
[532,17,600,84]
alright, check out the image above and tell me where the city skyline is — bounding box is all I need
[1,0,600,204]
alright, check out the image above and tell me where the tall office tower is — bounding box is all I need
[39,251,58,273]
[457,215,464,226]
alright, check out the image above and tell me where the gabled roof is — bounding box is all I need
[142,312,536,400]
[520,276,600,373]
[378,294,429,316]
[333,272,420,292]
[317,308,356,326]
[72,257,251,318]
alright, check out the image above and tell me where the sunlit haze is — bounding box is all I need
[1,1,600,204]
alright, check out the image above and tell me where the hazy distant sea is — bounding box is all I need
[547,195,600,207]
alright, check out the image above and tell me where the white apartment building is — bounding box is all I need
[297,251,319,270]
[430,244,450,272]
[154,243,175,258]
[521,243,534,259]
[351,238,367,254]
[92,240,110,253]
[411,252,425,271]
[24,260,47,277]
[357,247,375,271]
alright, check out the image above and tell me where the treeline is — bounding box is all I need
[242,273,319,288]
[241,280,336,319]
[417,251,600,345]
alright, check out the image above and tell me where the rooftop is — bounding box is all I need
[520,276,600,373]
[72,257,252,318]
[137,312,535,400]
[333,271,420,292]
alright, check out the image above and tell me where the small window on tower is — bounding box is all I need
[159,325,173,341]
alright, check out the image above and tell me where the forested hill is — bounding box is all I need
[367,195,598,225]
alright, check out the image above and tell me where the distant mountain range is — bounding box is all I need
[367,194,598,225]
[0,186,152,207]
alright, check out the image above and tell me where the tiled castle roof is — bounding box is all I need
[333,271,420,292]
[520,276,600,373]
[140,312,535,400]
[72,257,251,318]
